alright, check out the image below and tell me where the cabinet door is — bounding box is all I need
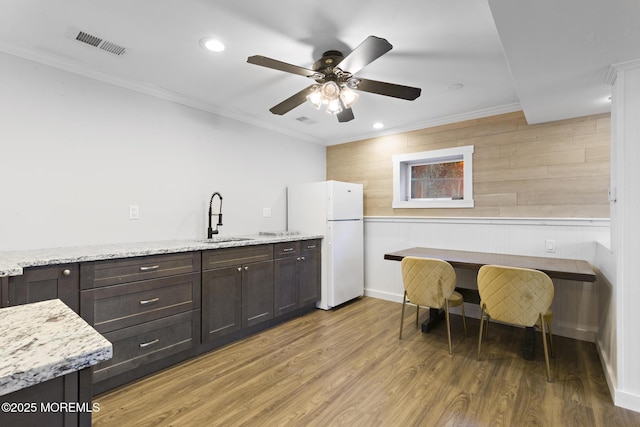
[202,266,242,342]
[242,260,274,328]
[7,264,79,313]
[274,257,298,316]
[299,252,321,307]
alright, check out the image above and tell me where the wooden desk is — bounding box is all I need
[385,247,597,359]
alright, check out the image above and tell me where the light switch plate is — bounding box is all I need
[129,205,140,220]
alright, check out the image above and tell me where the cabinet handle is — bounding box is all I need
[237,267,242,272]
[300,256,305,261]
[139,297,160,306]
[283,248,294,252]
[62,269,71,276]
[244,266,249,271]
[139,265,160,271]
[139,339,159,348]
[297,257,301,261]
[307,245,316,249]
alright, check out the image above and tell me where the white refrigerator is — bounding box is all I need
[287,180,364,310]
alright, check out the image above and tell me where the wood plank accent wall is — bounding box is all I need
[326,111,611,218]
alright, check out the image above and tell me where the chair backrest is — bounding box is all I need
[401,257,456,309]
[477,265,554,327]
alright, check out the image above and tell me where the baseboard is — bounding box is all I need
[596,338,617,404]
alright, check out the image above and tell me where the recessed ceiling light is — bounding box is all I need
[200,37,225,52]
[373,122,384,129]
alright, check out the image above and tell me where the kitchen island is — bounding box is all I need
[0,299,112,427]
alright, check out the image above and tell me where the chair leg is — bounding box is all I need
[477,305,486,361]
[547,321,554,357]
[540,313,552,382]
[460,301,468,337]
[445,300,453,355]
[399,293,407,340]
[416,304,420,326]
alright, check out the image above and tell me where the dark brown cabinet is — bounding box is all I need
[274,239,321,316]
[298,240,321,306]
[80,252,200,393]
[201,245,274,343]
[4,264,79,313]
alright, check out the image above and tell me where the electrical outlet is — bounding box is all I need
[263,208,271,218]
[129,205,140,220]
[545,239,556,253]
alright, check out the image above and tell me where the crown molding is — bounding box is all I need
[606,59,640,85]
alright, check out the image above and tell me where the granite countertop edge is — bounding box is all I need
[0,234,324,277]
[0,299,113,396]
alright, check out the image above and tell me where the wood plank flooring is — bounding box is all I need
[93,297,640,426]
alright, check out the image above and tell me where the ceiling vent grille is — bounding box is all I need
[296,116,317,125]
[74,31,127,56]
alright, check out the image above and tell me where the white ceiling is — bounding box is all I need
[0,0,638,146]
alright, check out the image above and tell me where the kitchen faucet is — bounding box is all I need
[208,192,223,238]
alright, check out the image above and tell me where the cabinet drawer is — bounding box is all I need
[93,310,197,384]
[81,273,200,333]
[81,252,201,289]
[202,245,273,270]
[274,241,300,258]
[300,239,321,254]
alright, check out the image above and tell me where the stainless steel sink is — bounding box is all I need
[197,237,253,243]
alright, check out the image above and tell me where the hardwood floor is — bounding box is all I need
[93,297,640,426]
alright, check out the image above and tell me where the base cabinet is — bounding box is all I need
[274,239,321,316]
[0,370,92,427]
[4,264,79,313]
[80,252,201,393]
[201,245,274,343]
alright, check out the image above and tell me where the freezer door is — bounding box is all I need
[327,181,363,220]
[326,219,364,307]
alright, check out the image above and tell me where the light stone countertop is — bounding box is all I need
[0,233,323,277]
[0,299,113,396]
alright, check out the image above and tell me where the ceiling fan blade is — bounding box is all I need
[337,107,355,123]
[247,55,322,79]
[356,78,422,100]
[269,85,315,115]
[337,36,393,75]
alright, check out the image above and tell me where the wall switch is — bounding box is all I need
[545,239,556,253]
[129,205,140,220]
[263,208,271,218]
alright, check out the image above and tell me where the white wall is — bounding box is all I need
[0,52,326,251]
[608,61,640,412]
[364,217,610,342]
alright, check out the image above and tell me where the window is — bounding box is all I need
[392,145,474,208]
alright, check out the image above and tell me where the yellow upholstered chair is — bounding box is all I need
[399,257,468,354]
[476,264,554,382]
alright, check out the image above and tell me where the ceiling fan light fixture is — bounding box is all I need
[306,85,323,109]
[325,98,343,115]
[320,81,340,100]
[340,86,359,109]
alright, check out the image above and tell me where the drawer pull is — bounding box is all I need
[283,248,294,252]
[139,297,160,306]
[139,265,160,272]
[139,339,159,348]
[307,245,316,249]
[62,269,71,276]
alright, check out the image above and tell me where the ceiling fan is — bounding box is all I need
[247,36,422,123]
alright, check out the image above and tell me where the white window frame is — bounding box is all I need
[392,145,474,209]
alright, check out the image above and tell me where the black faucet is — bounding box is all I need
[208,192,223,238]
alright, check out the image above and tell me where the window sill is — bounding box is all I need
[392,199,475,209]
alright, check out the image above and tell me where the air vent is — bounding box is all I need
[296,116,317,125]
[74,31,127,56]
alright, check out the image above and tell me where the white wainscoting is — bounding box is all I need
[363,216,611,342]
